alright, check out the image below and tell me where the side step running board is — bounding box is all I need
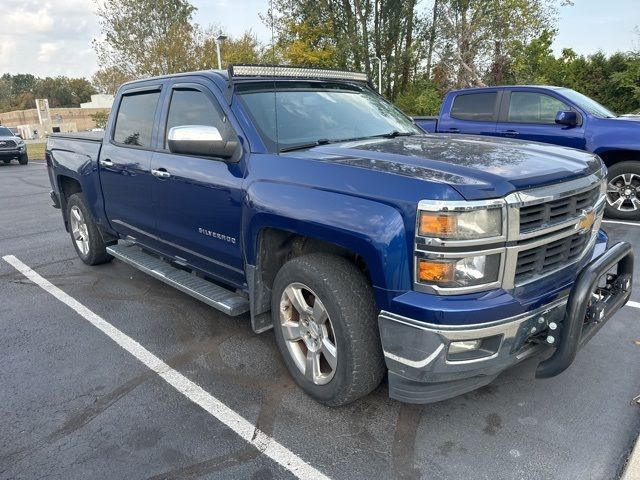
[106,243,249,316]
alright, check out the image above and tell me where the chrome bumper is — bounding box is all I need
[379,298,568,403]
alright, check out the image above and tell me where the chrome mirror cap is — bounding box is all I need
[167,125,239,160]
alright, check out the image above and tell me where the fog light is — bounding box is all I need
[448,340,481,354]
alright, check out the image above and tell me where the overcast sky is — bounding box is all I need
[0,0,637,79]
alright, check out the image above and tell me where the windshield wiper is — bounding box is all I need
[278,131,416,153]
[279,139,331,153]
[373,130,417,138]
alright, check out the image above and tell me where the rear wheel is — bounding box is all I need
[18,153,28,165]
[271,253,385,406]
[605,161,640,220]
[66,193,112,265]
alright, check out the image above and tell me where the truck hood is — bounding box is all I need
[302,134,602,200]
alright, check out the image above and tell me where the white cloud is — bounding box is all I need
[0,0,99,78]
[37,42,60,62]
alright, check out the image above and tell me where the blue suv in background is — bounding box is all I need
[415,86,640,220]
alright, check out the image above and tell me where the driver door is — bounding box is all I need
[495,90,586,150]
[150,81,246,287]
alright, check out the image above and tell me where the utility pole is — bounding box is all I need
[372,57,382,94]
[215,34,228,70]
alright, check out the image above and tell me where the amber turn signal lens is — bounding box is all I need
[419,213,456,237]
[418,259,455,283]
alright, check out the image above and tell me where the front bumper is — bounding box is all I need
[380,242,634,404]
[0,146,25,158]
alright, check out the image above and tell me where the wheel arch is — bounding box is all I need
[595,148,640,167]
[242,182,411,332]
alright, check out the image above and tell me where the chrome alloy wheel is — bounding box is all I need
[279,282,338,385]
[607,173,640,212]
[69,205,90,255]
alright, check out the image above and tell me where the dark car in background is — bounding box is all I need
[0,126,28,165]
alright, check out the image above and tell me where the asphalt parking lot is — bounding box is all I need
[1,161,639,480]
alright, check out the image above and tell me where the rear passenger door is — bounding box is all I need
[150,81,246,287]
[438,91,500,136]
[495,90,586,149]
[100,86,161,240]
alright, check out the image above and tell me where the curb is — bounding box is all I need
[622,434,640,480]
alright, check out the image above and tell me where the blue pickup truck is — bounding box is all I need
[46,66,633,405]
[415,86,640,220]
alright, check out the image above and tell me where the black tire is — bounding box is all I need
[2,159,10,164]
[18,153,28,165]
[605,161,640,220]
[271,253,385,406]
[66,193,113,265]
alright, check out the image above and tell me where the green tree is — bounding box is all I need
[93,0,200,77]
[91,66,135,95]
[89,111,110,129]
[197,30,264,69]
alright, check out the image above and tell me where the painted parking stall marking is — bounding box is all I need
[2,254,330,480]
[602,220,640,227]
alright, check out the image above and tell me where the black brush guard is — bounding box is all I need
[536,241,634,379]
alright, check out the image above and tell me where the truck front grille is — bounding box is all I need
[514,232,590,283]
[0,140,17,149]
[519,185,600,234]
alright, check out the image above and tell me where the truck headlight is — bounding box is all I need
[418,208,502,240]
[417,254,501,288]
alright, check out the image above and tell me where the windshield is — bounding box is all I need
[559,88,616,118]
[0,127,13,136]
[236,81,421,152]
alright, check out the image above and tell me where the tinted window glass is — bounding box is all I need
[507,92,569,124]
[451,93,497,121]
[558,88,615,118]
[165,89,233,148]
[113,91,160,147]
[0,127,12,136]
[237,81,420,151]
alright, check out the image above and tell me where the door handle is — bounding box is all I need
[100,158,114,167]
[501,130,519,137]
[447,128,460,133]
[151,168,171,179]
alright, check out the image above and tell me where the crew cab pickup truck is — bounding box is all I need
[414,86,640,220]
[46,66,633,405]
[0,126,28,165]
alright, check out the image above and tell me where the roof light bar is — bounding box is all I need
[231,65,368,82]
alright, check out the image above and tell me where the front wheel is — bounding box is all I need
[271,253,385,406]
[605,161,640,220]
[66,193,112,265]
[18,153,28,165]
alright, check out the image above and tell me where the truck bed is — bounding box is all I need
[50,131,104,143]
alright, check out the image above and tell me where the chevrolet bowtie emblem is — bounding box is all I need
[576,209,596,232]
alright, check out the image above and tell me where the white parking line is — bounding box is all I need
[602,220,640,227]
[2,254,330,480]
[628,300,640,309]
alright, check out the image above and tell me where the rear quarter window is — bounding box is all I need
[451,92,498,121]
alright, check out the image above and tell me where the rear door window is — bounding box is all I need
[113,91,160,147]
[451,92,498,121]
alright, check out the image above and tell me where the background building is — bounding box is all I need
[0,94,114,139]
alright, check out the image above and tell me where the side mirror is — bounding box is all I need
[555,111,578,127]
[167,125,239,160]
